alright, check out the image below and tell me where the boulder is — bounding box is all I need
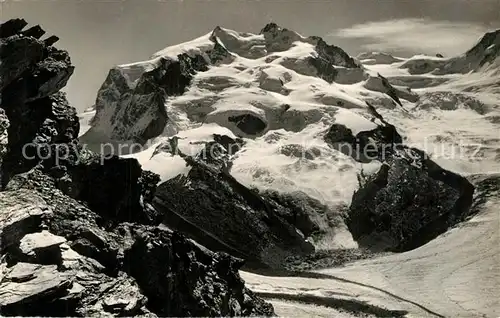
[0,190,52,253]
[16,231,67,265]
[0,263,72,316]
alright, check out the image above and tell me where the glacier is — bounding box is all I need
[79,23,500,317]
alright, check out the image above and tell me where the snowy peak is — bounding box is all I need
[259,22,360,69]
[80,23,499,185]
[465,28,500,68]
[83,23,379,144]
[399,28,500,75]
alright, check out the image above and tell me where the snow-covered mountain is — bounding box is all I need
[79,23,500,317]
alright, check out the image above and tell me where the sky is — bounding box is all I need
[1,0,499,111]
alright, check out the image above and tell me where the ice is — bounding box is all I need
[79,25,500,317]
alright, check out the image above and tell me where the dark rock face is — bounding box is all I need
[21,25,46,39]
[228,114,267,135]
[340,116,475,251]
[195,141,232,169]
[306,56,339,83]
[207,30,235,64]
[463,29,500,69]
[0,18,29,38]
[88,22,363,144]
[402,29,499,75]
[324,122,402,163]
[0,36,45,91]
[57,155,145,223]
[259,189,330,238]
[307,35,361,83]
[90,53,209,144]
[0,19,275,317]
[0,19,76,187]
[1,175,273,317]
[309,35,359,69]
[260,23,360,83]
[124,227,274,317]
[260,22,304,52]
[415,91,487,115]
[153,157,315,269]
[1,166,274,317]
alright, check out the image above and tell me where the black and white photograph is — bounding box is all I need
[0,0,499,316]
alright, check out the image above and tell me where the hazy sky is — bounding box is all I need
[2,0,499,111]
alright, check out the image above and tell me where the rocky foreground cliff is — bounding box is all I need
[0,19,274,317]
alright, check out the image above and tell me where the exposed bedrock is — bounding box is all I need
[153,156,315,269]
[89,54,208,144]
[326,111,477,252]
[0,23,76,186]
[363,74,419,106]
[324,122,403,163]
[0,173,274,316]
[228,114,268,135]
[260,23,362,84]
[86,31,238,145]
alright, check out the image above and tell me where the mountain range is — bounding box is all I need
[1,18,499,317]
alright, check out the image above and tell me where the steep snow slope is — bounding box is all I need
[79,24,500,317]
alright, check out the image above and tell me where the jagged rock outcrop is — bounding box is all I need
[153,154,315,269]
[339,113,475,251]
[260,23,358,68]
[89,54,208,144]
[192,134,245,172]
[467,173,500,216]
[324,121,403,163]
[228,114,267,135]
[0,20,76,186]
[1,162,274,317]
[415,91,487,114]
[0,19,275,317]
[363,74,419,106]
[0,109,9,185]
[123,226,274,317]
[357,52,404,65]
[260,23,361,83]
[259,189,332,239]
